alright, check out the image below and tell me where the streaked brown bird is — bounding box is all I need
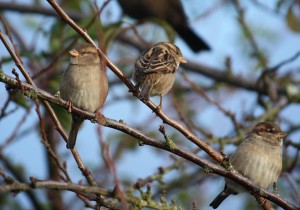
[210,122,287,209]
[133,42,186,109]
[60,43,108,149]
[118,0,210,52]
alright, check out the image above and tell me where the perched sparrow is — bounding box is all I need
[210,122,287,209]
[133,42,186,109]
[60,43,108,149]
[118,0,210,52]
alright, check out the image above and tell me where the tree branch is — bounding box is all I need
[0,69,298,210]
[0,2,87,21]
[1,2,298,99]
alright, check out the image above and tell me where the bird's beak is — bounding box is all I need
[69,49,80,57]
[276,132,288,139]
[180,57,187,64]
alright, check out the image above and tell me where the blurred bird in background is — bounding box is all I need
[118,0,210,52]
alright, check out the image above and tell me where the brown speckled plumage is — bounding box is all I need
[133,42,186,108]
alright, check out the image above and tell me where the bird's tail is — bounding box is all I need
[175,25,210,52]
[209,191,230,209]
[67,115,84,149]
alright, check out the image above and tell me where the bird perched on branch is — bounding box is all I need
[118,0,210,52]
[210,122,287,209]
[133,42,186,109]
[60,43,108,149]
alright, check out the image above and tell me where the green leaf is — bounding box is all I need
[286,2,300,32]
[9,90,29,110]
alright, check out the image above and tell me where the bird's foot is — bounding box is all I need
[95,112,105,125]
[155,95,163,111]
[138,93,149,102]
[129,84,140,98]
[155,104,162,111]
[66,101,73,113]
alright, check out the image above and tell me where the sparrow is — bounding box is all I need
[210,122,287,209]
[60,43,108,149]
[118,0,210,52]
[133,42,186,109]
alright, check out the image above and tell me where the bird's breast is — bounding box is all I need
[60,64,108,112]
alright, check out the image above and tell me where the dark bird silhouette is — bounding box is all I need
[118,0,210,52]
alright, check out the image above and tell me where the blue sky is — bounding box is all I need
[1,0,299,209]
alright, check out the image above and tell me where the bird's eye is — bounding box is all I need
[82,50,89,55]
[267,128,276,133]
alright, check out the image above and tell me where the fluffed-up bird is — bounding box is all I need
[60,43,108,149]
[210,122,287,209]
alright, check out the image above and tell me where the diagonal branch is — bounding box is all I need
[1,2,298,99]
[0,2,87,21]
[0,71,298,209]
[46,0,224,164]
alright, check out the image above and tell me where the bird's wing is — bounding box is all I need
[139,48,177,74]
